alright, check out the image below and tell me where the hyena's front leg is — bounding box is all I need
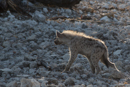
[62,49,78,73]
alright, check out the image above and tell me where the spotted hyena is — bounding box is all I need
[54,30,120,74]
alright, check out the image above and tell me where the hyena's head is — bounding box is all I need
[54,31,69,45]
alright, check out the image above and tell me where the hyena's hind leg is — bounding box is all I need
[62,49,78,73]
[87,58,95,74]
[90,48,104,74]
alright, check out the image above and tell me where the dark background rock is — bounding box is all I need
[29,0,82,7]
[0,0,8,12]
[0,0,31,17]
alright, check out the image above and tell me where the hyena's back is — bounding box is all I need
[72,36,106,57]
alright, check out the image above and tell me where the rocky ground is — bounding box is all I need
[0,0,130,87]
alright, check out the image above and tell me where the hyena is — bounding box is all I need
[54,30,120,74]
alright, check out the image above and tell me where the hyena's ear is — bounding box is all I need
[56,31,64,38]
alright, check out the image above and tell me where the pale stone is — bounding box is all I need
[34,11,46,22]
[102,3,110,9]
[125,84,130,87]
[6,81,18,87]
[87,85,93,87]
[62,53,70,60]
[0,68,12,72]
[100,16,111,22]
[65,9,72,15]
[118,4,126,10]
[27,35,36,41]
[113,50,122,56]
[39,42,50,49]
[21,78,40,87]
[79,10,83,14]
[24,54,37,61]
[43,8,48,13]
[97,80,103,86]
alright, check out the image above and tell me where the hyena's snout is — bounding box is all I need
[54,39,62,45]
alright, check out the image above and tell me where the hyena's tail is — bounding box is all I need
[101,49,120,72]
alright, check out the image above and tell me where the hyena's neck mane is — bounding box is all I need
[62,30,92,39]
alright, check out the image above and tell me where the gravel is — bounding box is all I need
[0,0,130,87]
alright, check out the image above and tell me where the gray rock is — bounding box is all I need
[125,84,130,87]
[58,83,65,87]
[43,8,48,13]
[0,62,5,69]
[12,66,21,75]
[2,41,11,47]
[17,74,30,78]
[87,85,93,87]
[64,77,75,86]
[6,81,18,87]
[46,78,58,85]
[38,77,48,87]
[29,41,39,50]
[65,9,72,15]
[125,65,130,71]
[24,54,37,61]
[39,42,50,49]
[109,68,126,79]
[34,11,46,22]
[29,69,36,76]
[81,74,87,79]
[30,61,37,68]
[124,60,129,64]
[118,4,126,10]
[21,78,40,87]
[2,71,11,79]
[0,68,12,72]
[113,50,122,56]
[115,61,123,69]
[22,61,30,67]
[62,53,69,60]
[0,35,4,42]
[101,73,110,78]
[37,68,49,77]
[88,78,94,83]
[74,84,85,87]
[97,80,103,86]
[27,35,36,41]
[41,82,47,87]
[101,3,109,9]
[100,16,111,22]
